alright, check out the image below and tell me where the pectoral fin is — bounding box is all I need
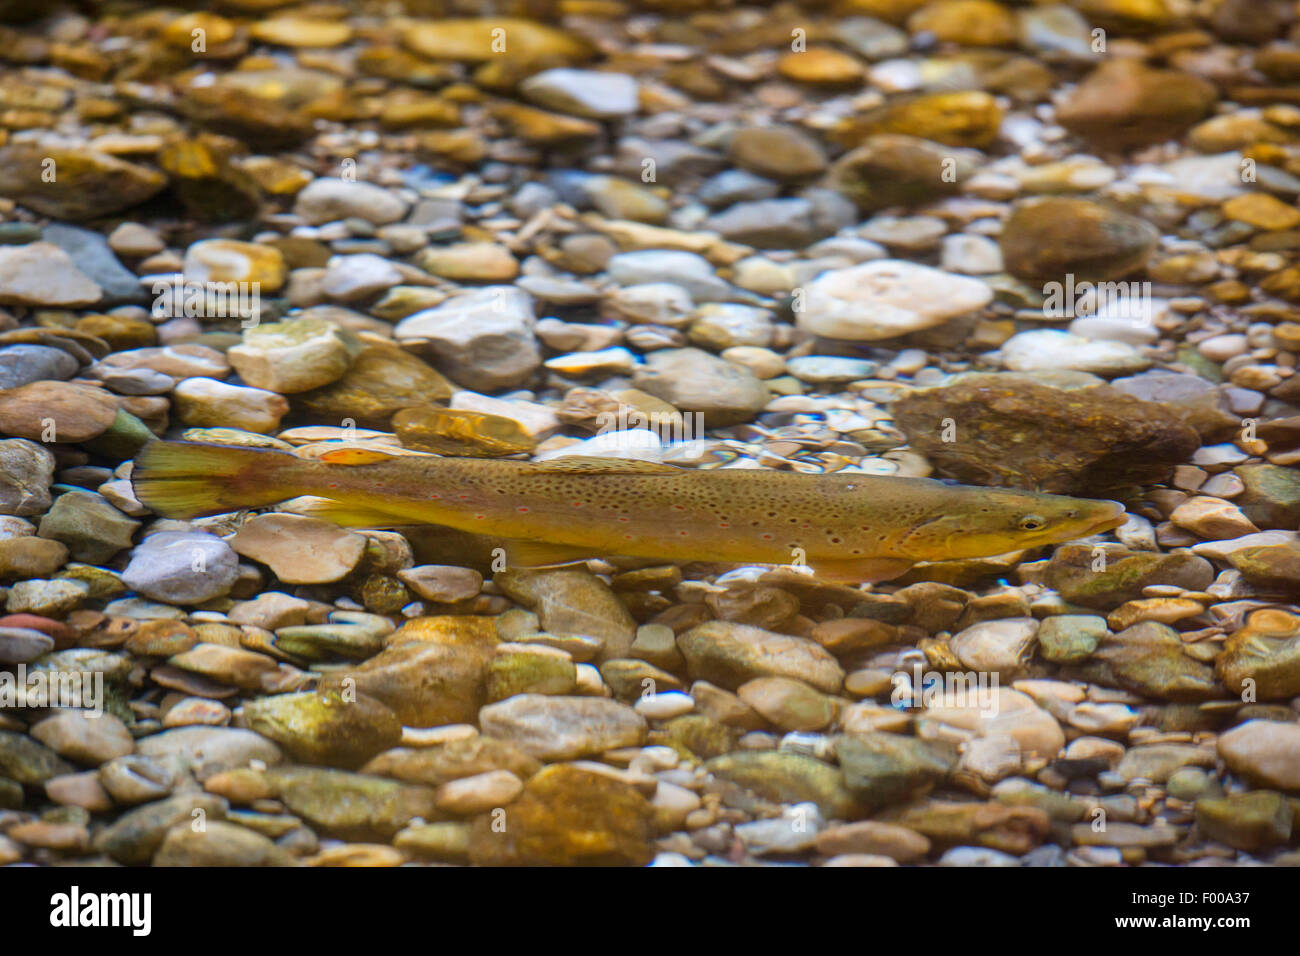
[279,495,410,528]
[809,557,914,584]
[501,538,602,568]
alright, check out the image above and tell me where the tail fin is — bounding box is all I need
[131,441,308,519]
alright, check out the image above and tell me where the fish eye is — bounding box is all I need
[1018,514,1046,531]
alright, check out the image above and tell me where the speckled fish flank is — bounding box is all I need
[131,440,1127,582]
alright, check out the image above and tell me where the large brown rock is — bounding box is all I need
[1057,59,1217,149]
[999,197,1159,282]
[320,616,499,727]
[467,764,654,866]
[892,374,1200,493]
[0,144,166,220]
[1043,544,1216,610]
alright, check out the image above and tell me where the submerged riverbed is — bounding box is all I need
[1,0,1300,867]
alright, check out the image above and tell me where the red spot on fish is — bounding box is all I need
[328,483,338,489]
[459,494,469,500]
[617,516,629,522]
[761,533,773,540]
[475,514,485,520]
[718,522,729,528]
[572,501,582,507]
[517,506,529,513]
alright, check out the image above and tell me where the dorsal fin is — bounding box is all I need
[318,447,403,465]
[524,456,681,475]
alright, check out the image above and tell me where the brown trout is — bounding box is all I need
[130,440,1127,582]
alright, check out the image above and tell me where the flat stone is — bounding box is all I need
[520,68,639,119]
[229,514,367,584]
[798,260,993,341]
[0,381,119,443]
[293,177,408,225]
[227,317,360,394]
[393,286,539,391]
[678,621,844,694]
[1219,719,1300,791]
[478,694,646,761]
[121,530,239,605]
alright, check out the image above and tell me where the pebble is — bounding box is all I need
[0,242,101,307]
[394,286,540,391]
[520,69,639,119]
[0,440,57,516]
[606,251,731,302]
[1219,720,1300,791]
[172,377,290,433]
[477,694,646,761]
[182,239,287,292]
[293,178,409,226]
[37,491,139,564]
[1000,330,1151,376]
[0,381,120,443]
[121,530,240,605]
[0,626,54,663]
[227,318,360,394]
[0,344,79,389]
[633,348,769,426]
[797,260,993,341]
[229,514,367,584]
[30,711,134,766]
[396,565,483,603]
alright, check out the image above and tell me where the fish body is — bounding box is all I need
[130,440,1126,582]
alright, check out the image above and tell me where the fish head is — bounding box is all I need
[895,489,1127,561]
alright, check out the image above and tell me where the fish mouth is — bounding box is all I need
[1081,500,1127,535]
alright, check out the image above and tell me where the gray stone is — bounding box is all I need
[41,223,147,304]
[606,251,732,302]
[393,286,540,391]
[0,439,56,516]
[0,345,78,389]
[121,530,240,605]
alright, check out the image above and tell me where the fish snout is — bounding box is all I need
[1085,500,1128,534]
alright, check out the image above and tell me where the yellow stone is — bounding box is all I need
[490,102,601,144]
[240,156,313,195]
[835,0,930,23]
[835,90,1003,149]
[416,130,488,165]
[1222,193,1300,231]
[250,18,353,48]
[907,0,1018,47]
[379,92,460,130]
[162,13,238,49]
[415,242,519,281]
[182,239,288,293]
[394,405,538,458]
[404,18,592,63]
[777,48,864,86]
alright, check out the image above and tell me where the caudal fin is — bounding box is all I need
[131,440,308,519]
